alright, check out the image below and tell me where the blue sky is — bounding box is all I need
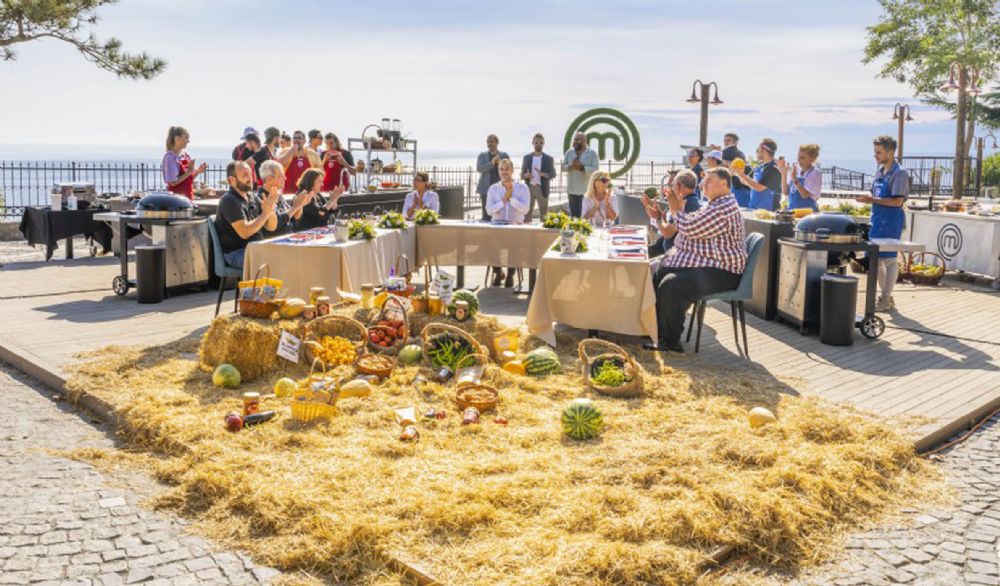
[0,0,988,167]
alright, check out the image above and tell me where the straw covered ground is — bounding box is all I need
[64,306,944,585]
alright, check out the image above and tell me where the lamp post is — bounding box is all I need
[686,80,723,147]
[891,104,913,163]
[974,132,998,198]
[939,62,983,199]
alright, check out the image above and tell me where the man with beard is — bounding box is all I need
[562,131,599,217]
[214,161,279,269]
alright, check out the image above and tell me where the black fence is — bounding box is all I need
[0,156,986,220]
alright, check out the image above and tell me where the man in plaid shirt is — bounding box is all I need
[644,167,747,353]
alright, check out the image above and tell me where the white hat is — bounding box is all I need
[241,126,258,139]
[706,150,724,162]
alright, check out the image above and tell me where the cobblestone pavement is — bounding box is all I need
[792,414,1000,586]
[0,363,280,585]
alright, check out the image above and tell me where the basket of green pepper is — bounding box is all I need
[578,339,642,398]
[420,323,487,370]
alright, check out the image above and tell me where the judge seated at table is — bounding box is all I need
[258,160,310,238]
[403,171,440,220]
[214,161,280,269]
[581,170,619,226]
[486,158,530,288]
[641,169,701,258]
[294,168,345,231]
[644,167,747,353]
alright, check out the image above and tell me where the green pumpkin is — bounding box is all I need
[561,398,603,440]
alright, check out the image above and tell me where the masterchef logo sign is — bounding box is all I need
[936,223,963,260]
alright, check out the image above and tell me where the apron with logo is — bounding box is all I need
[787,167,819,211]
[283,155,309,194]
[749,161,777,211]
[869,163,906,258]
[167,152,195,199]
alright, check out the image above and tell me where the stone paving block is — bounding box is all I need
[967,560,1000,576]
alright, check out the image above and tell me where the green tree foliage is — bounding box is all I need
[863,0,1000,151]
[1,0,165,79]
[983,152,1000,188]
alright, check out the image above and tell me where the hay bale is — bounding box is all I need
[198,315,303,382]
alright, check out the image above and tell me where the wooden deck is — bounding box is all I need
[2,253,999,450]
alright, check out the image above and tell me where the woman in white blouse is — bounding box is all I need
[403,171,440,220]
[485,159,530,287]
[581,170,619,226]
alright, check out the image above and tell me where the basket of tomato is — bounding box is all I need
[367,295,409,355]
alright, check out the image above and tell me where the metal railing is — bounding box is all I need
[0,156,985,220]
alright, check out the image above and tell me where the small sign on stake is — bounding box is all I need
[277,331,302,363]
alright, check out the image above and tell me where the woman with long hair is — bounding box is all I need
[162,126,207,199]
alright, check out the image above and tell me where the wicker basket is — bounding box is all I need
[291,360,338,422]
[455,384,499,412]
[303,315,368,366]
[238,264,282,319]
[578,339,643,398]
[421,322,487,368]
[368,295,410,355]
[905,251,947,286]
[355,353,394,379]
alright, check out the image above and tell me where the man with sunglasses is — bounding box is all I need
[731,138,782,211]
[277,130,321,194]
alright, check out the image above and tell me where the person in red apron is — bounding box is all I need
[321,132,356,191]
[277,130,320,194]
[162,126,207,199]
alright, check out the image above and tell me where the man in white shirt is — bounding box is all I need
[486,159,531,287]
[520,133,557,222]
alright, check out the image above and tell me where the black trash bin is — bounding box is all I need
[820,273,858,346]
[135,245,166,304]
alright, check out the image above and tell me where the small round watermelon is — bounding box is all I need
[562,398,603,440]
[212,364,241,388]
[448,290,479,318]
[398,344,423,365]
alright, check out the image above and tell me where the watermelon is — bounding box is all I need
[398,344,423,365]
[448,290,479,318]
[562,398,603,440]
[212,364,241,388]
[523,347,560,376]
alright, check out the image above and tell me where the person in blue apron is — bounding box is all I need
[732,138,782,210]
[856,135,909,312]
[779,144,822,211]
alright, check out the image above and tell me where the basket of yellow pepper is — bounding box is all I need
[303,315,368,366]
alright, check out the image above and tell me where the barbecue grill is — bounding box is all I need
[134,192,196,219]
[777,213,884,339]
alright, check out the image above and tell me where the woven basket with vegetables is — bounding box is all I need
[367,295,409,355]
[303,315,368,366]
[578,339,643,398]
[421,323,486,370]
[905,251,946,286]
[455,384,499,412]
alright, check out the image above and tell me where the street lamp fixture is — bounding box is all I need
[686,80,723,146]
[892,103,913,162]
[939,62,982,199]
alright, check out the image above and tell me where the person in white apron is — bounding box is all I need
[855,135,909,312]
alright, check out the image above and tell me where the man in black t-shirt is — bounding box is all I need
[214,161,279,269]
[720,132,745,163]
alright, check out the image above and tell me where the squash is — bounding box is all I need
[748,407,777,428]
[278,298,307,319]
[339,379,373,399]
[502,360,526,376]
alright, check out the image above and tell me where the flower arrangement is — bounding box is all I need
[348,219,377,241]
[413,209,440,225]
[378,211,406,230]
[542,211,570,230]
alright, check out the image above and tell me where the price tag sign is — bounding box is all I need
[277,331,302,363]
